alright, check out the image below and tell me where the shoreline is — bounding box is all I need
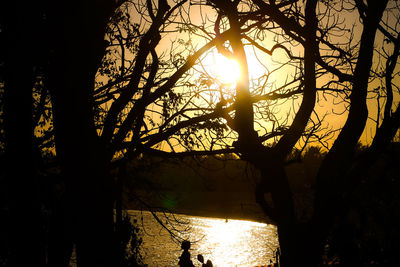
[126,190,274,225]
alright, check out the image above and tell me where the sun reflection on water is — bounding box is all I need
[128,211,279,266]
[205,219,253,246]
[190,217,278,267]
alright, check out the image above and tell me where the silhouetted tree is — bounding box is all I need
[213,1,398,266]
[1,2,47,266]
[3,0,400,266]
[153,0,400,266]
[2,0,250,266]
[43,1,204,266]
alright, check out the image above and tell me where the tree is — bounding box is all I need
[43,0,206,265]
[1,2,47,265]
[191,0,399,266]
[145,0,400,265]
[71,0,400,265]
[2,0,248,266]
[3,0,400,266]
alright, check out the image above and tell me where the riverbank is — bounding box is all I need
[125,156,275,224]
[127,190,274,224]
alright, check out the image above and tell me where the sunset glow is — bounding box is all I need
[211,53,241,86]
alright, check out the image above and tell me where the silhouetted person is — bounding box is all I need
[178,240,194,267]
[197,254,205,266]
[197,254,213,267]
[205,260,213,267]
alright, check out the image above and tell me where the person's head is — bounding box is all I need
[181,240,191,250]
[197,254,204,263]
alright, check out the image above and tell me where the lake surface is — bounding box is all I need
[129,210,279,266]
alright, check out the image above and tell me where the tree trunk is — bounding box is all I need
[2,2,46,266]
[309,1,389,265]
[256,157,313,267]
[46,1,116,266]
[250,0,318,265]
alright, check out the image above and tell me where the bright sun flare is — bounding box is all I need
[212,53,241,85]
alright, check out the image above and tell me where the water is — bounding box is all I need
[129,210,279,267]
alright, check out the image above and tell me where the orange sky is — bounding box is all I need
[93,1,400,154]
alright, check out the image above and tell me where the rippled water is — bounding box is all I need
[129,210,279,267]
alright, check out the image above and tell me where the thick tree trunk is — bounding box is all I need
[46,1,116,266]
[2,2,46,266]
[260,164,297,266]
[255,156,313,267]
[250,1,318,265]
[47,195,74,267]
[309,1,389,265]
[48,50,115,267]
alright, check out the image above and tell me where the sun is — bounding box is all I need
[201,49,267,92]
[212,53,241,85]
